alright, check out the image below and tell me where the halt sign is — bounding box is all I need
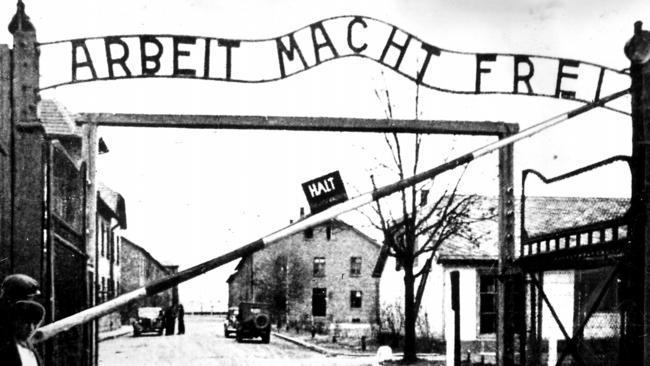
[301,171,348,214]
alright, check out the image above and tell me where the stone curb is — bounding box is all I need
[272,332,337,356]
[99,326,132,342]
[271,332,375,357]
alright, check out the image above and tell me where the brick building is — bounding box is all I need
[119,237,178,324]
[227,216,382,332]
[95,183,127,332]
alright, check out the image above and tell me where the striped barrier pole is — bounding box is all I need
[32,88,629,343]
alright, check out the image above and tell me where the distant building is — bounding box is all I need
[95,183,127,332]
[120,237,178,324]
[227,214,382,334]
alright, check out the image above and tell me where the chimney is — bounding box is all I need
[300,207,305,217]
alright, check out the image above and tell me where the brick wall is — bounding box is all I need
[119,238,175,323]
[228,220,381,328]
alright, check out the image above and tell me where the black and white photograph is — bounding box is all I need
[0,0,648,365]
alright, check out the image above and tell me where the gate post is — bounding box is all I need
[0,43,11,277]
[9,0,45,279]
[625,20,650,366]
[497,125,521,366]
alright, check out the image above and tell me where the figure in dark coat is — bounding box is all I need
[176,304,185,334]
[0,274,44,366]
[164,306,176,335]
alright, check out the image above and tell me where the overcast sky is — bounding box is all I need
[0,0,647,310]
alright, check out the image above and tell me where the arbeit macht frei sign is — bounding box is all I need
[39,16,630,115]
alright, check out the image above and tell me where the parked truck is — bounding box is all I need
[235,302,271,343]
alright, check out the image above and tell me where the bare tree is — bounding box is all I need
[369,85,493,363]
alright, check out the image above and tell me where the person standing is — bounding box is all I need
[0,274,41,326]
[0,299,45,365]
[164,306,176,335]
[0,274,41,348]
[176,304,185,335]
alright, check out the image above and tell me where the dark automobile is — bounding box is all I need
[223,306,238,338]
[235,302,271,343]
[131,306,164,336]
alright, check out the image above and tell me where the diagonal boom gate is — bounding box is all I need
[32,88,629,344]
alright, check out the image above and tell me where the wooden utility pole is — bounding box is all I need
[497,126,520,366]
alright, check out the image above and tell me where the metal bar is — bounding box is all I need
[529,274,573,342]
[52,233,88,259]
[52,213,84,239]
[555,263,621,366]
[529,274,587,366]
[32,88,629,343]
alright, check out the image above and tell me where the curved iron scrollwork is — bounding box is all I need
[520,155,632,269]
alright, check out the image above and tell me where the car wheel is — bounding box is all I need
[236,333,242,343]
[262,333,270,344]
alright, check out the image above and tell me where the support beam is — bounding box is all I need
[77,113,516,135]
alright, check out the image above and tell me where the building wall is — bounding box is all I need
[541,270,574,366]
[120,238,175,324]
[228,256,253,307]
[96,203,123,332]
[379,256,447,339]
[228,220,381,329]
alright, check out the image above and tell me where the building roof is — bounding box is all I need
[436,195,630,264]
[367,195,630,269]
[522,196,629,237]
[97,182,127,229]
[121,236,175,273]
[227,218,382,282]
[38,99,81,138]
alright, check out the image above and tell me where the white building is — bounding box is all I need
[376,195,628,366]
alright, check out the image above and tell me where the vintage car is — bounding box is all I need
[223,306,238,338]
[131,306,164,336]
[235,302,271,343]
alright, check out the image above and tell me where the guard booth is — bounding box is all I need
[518,156,632,366]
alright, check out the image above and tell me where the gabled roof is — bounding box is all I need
[226,218,381,282]
[38,99,81,138]
[97,182,127,229]
[436,195,630,264]
[436,196,499,263]
[522,196,629,237]
[121,236,175,273]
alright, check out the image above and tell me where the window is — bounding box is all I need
[116,237,120,265]
[313,257,325,277]
[350,257,362,276]
[479,273,497,334]
[108,278,114,299]
[350,290,363,308]
[304,228,314,239]
[100,277,106,303]
[312,288,327,316]
[100,223,105,257]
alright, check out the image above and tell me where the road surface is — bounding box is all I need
[98,315,377,366]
